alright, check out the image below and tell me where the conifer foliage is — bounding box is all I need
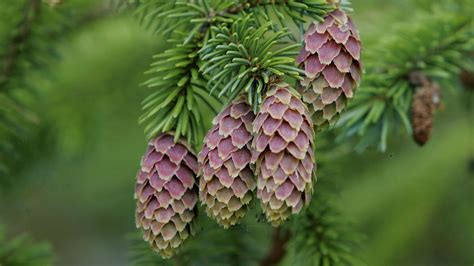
[339,5,474,151]
[0,0,44,183]
[0,0,127,185]
[130,0,474,262]
[133,0,335,257]
[0,0,471,265]
[0,224,53,266]
[282,182,364,266]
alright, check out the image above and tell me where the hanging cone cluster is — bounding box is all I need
[410,73,441,146]
[296,9,362,129]
[198,97,256,228]
[252,83,315,226]
[134,134,198,258]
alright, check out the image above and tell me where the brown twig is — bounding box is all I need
[0,0,41,90]
[259,227,291,266]
[460,70,474,90]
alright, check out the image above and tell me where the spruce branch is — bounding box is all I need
[137,0,332,145]
[129,214,271,266]
[246,0,334,37]
[141,39,223,148]
[0,0,43,182]
[0,1,128,184]
[0,94,38,173]
[133,0,336,261]
[281,185,364,266]
[199,15,304,112]
[0,0,41,90]
[0,224,53,266]
[134,0,333,44]
[134,0,235,43]
[338,10,474,151]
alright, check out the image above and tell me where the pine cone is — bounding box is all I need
[198,97,256,228]
[296,9,362,129]
[134,134,198,258]
[411,81,441,146]
[252,83,315,226]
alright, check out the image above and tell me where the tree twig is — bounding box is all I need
[259,227,291,266]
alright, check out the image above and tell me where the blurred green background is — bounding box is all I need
[0,0,473,265]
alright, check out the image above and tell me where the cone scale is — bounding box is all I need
[198,97,256,228]
[297,9,362,129]
[252,83,315,226]
[134,134,198,258]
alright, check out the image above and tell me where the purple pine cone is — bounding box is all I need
[252,83,315,226]
[198,97,256,228]
[296,9,363,129]
[134,134,198,258]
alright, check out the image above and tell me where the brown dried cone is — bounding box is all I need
[252,83,315,226]
[198,97,256,228]
[411,79,441,146]
[134,134,199,258]
[296,9,362,129]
